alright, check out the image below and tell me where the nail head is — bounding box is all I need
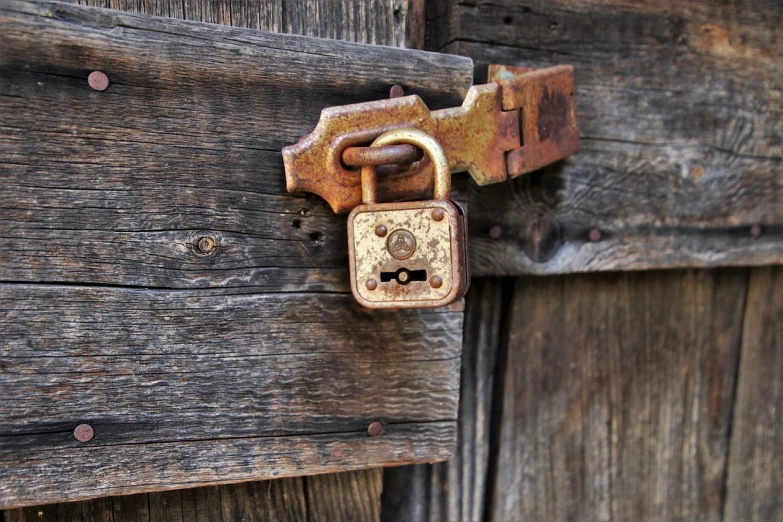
[375,224,388,237]
[589,228,602,242]
[489,225,502,239]
[430,275,443,289]
[750,224,762,237]
[389,85,404,98]
[367,421,384,437]
[87,71,109,92]
[366,278,377,291]
[74,424,94,442]
[431,208,445,221]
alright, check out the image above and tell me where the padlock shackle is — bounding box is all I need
[360,128,451,204]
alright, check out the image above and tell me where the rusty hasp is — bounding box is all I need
[488,64,580,176]
[282,64,579,214]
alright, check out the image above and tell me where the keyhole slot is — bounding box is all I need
[380,268,427,285]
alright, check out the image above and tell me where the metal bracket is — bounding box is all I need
[282,64,579,214]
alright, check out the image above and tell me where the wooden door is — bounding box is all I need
[2,0,781,521]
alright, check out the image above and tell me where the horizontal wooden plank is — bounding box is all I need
[1,420,450,511]
[0,0,473,291]
[490,269,746,521]
[436,0,783,274]
[0,285,462,508]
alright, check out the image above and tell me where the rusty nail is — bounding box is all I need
[366,278,378,291]
[375,224,388,237]
[74,424,94,442]
[196,236,215,254]
[389,84,405,98]
[430,275,443,289]
[750,224,762,237]
[367,421,384,437]
[489,225,502,239]
[342,144,423,167]
[87,71,109,92]
[398,270,410,283]
[431,208,445,221]
[589,228,602,242]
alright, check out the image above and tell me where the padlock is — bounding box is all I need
[347,128,469,309]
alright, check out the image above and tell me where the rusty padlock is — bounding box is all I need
[347,128,469,309]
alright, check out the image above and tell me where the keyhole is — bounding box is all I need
[380,268,427,285]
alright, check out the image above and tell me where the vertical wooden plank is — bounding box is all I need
[112,494,150,522]
[181,486,223,522]
[305,469,382,522]
[724,266,783,521]
[490,270,747,522]
[219,478,308,522]
[381,279,505,521]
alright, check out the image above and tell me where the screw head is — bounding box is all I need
[489,225,502,239]
[87,71,109,91]
[431,208,445,221]
[430,275,443,289]
[74,424,94,442]
[375,224,388,237]
[588,228,602,242]
[750,224,762,237]
[365,278,378,291]
[367,421,384,437]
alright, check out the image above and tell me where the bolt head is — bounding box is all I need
[375,224,388,237]
[367,421,384,437]
[431,208,445,221]
[74,424,94,442]
[87,71,109,91]
[365,278,378,291]
[430,275,443,289]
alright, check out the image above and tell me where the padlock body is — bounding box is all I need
[347,199,468,309]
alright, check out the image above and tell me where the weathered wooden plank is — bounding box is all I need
[4,468,383,522]
[74,0,423,48]
[381,278,505,522]
[434,0,783,274]
[0,0,472,291]
[490,269,747,521]
[724,266,783,522]
[0,285,461,508]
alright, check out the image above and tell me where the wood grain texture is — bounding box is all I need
[0,285,461,508]
[4,468,382,522]
[724,266,783,522]
[434,0,783,274]
[381,278,505,522]
[0,0,472,291]
[490,269,747,522]
[76,0,420,48]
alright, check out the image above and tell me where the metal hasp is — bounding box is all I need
[282,64,579,214]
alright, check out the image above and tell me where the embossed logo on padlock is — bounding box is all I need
[347,128,469,309]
